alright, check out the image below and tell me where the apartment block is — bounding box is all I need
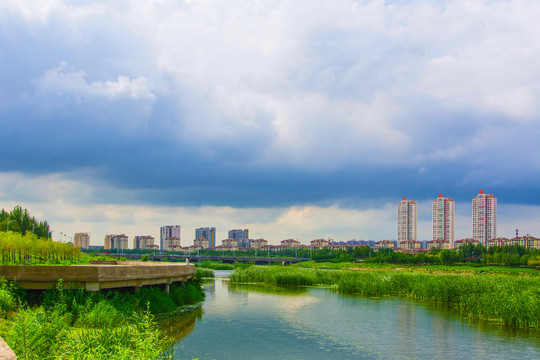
[397,197,417,241]
[104,234,128,250]
[433,194,455,248]
[195,227,216,248]
[133,235,156,250]
[228,229,249,248]
[472,190,497,246]
[160,225,181,251]
[74,233,90,249]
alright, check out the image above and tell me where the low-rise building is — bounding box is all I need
[221,238,238,248]
[454,238,480,248]
[327,243,348,251]
[193,238,209,248]
[426,239,450,250]
[251,238,268,249]
[310,239,330,249]
[509,236,540,250]
[189,244,203,252]
[486,237,510,248]
[398,240,421,250]
[375,240,395,249]
[281,239,300,248]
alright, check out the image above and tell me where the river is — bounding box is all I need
[164,271,540,359]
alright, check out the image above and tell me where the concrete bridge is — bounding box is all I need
[121,254,311,265]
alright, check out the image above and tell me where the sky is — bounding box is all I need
[1,0,540,246]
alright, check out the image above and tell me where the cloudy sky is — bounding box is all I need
[1,0,540,245]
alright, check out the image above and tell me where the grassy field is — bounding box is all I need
[292,260,540,275]
[229,266,540,329]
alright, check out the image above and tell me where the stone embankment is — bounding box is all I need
[0,337,16,359]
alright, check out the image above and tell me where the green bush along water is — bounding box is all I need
[195,267,215,278]
[229,266,540,329]
[0,277,205,359]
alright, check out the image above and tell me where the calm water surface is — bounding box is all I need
[166,273,540,360]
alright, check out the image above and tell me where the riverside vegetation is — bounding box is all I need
[0,276,205,359]
[229,266,540,329]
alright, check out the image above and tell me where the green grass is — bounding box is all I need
[197,261,234,271]
[6,306,173,360]
[292,261,540,275]
[230,266,540,329]
[196,268,215,278]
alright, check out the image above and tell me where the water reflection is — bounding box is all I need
[167,278,540,360]
[159,306,203,343]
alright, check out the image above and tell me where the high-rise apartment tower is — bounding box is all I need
[195,227,216,248]
[228,229,249,248]
[432,194,455,248]
[472,190,497,246]
[160,225,181,251]
[397,197,417,241]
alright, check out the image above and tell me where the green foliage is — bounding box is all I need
[0,205,51,239]
[6,306,173,360]
[75,300,125,328]
[196,268,215,278]
[197,261,234,270]
[141,254,149,261]
[0,279,15,318]
[6,307,70,360]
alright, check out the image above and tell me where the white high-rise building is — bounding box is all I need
[195,227,216,248]
[160,225,181,251]
[432,194,455,248]
[472,190,497,246]
[397,197,417,241]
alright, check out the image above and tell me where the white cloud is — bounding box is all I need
[34,62,154,102]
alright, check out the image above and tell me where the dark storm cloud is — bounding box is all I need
[2,0,540,209]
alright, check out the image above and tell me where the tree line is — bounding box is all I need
[0,205,51,239]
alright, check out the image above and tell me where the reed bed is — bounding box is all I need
[229,267,540,329]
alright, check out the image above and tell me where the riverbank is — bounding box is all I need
[229,266,540,329]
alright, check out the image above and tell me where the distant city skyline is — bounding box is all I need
[54,189,532,249]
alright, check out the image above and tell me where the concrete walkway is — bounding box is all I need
[0,337,16,360]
